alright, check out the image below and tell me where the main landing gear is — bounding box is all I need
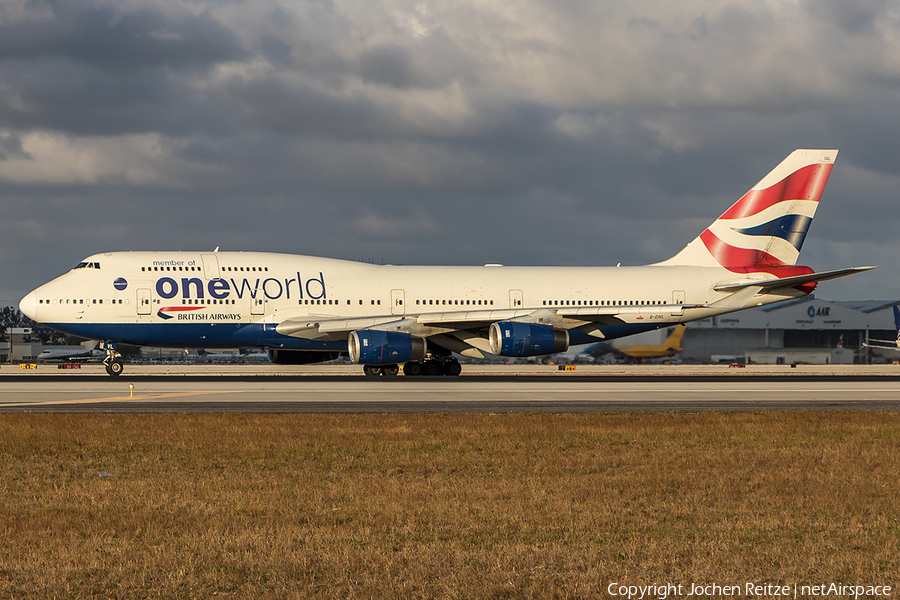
[362,357,462,377]
[101,342,124,377]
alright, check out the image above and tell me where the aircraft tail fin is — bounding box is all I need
[666,324,686,349]
[658,149,838,274]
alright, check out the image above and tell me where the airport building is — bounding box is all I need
[677,297,899,364]
[1,328,42,362]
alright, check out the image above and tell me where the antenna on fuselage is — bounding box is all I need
[213,246,219,252]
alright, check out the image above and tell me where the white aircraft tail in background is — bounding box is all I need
[863,305,900,352]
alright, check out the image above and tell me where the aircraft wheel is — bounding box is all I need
[363,365,383,377]
[444,360,462,377]
[423,360,443,377]
[404,361,423,377]
[382,364,400,377]
[106,360,124,377]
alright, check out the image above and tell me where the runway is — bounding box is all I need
[2,364,900,413]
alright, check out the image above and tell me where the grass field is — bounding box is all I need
[1,413,898,598]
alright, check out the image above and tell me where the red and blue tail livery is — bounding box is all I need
[662,149,836,274]
[20,149,875,376]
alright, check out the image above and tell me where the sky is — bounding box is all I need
[1,0,899,309]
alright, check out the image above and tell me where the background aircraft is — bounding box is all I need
[37,343,103,362]
[614,325,686,361]
[863,305,900,352]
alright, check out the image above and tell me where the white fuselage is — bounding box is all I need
[20,250,804,353]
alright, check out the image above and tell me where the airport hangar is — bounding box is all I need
[665,297,899,364]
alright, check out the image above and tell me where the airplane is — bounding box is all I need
[36,342,104,362]
[188,348,269,362]
[19,149,875,377]
[862,305,900,352]
[613,324,686,361]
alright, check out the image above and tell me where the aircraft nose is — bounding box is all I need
[19,291,37,321]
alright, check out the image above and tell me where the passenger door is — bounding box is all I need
[509,289,523,309]
[391,290,405,315]
[137,289,152,315]
[201,254,220,280]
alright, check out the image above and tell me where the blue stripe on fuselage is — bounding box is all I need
[45,321,676,354]
[43,322,346,352]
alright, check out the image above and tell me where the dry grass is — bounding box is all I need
[0,413,898,598]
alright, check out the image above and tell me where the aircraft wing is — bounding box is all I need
[862,340,900,351]
[275,309,539,340]
[273,305,662,359]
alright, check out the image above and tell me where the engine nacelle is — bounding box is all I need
[348,330,427,365]
[489,322,569,357]
[266,349,342,365]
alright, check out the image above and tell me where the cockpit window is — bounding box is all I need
[73,262,101,270]
[74,262,89,269]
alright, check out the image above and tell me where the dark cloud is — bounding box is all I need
[805,0,893,35]
[1,0,899,307]
[359,44,418,89]
[0,0,246,72]
[260,34,292,67]
[0,60,235,136]
[0,133,31,160]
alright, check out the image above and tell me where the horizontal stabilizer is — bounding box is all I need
[713,266,877,293]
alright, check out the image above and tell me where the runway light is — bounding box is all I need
[129,384,134,397]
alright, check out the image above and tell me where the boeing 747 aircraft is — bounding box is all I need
[19,149,874,376]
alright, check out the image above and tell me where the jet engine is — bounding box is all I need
[266,349,342,364]
[489,322,569,357]
[349,330,427,365]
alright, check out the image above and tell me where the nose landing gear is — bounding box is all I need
[101,342,124,377]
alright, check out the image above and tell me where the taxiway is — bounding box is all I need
[1,364,899,413]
